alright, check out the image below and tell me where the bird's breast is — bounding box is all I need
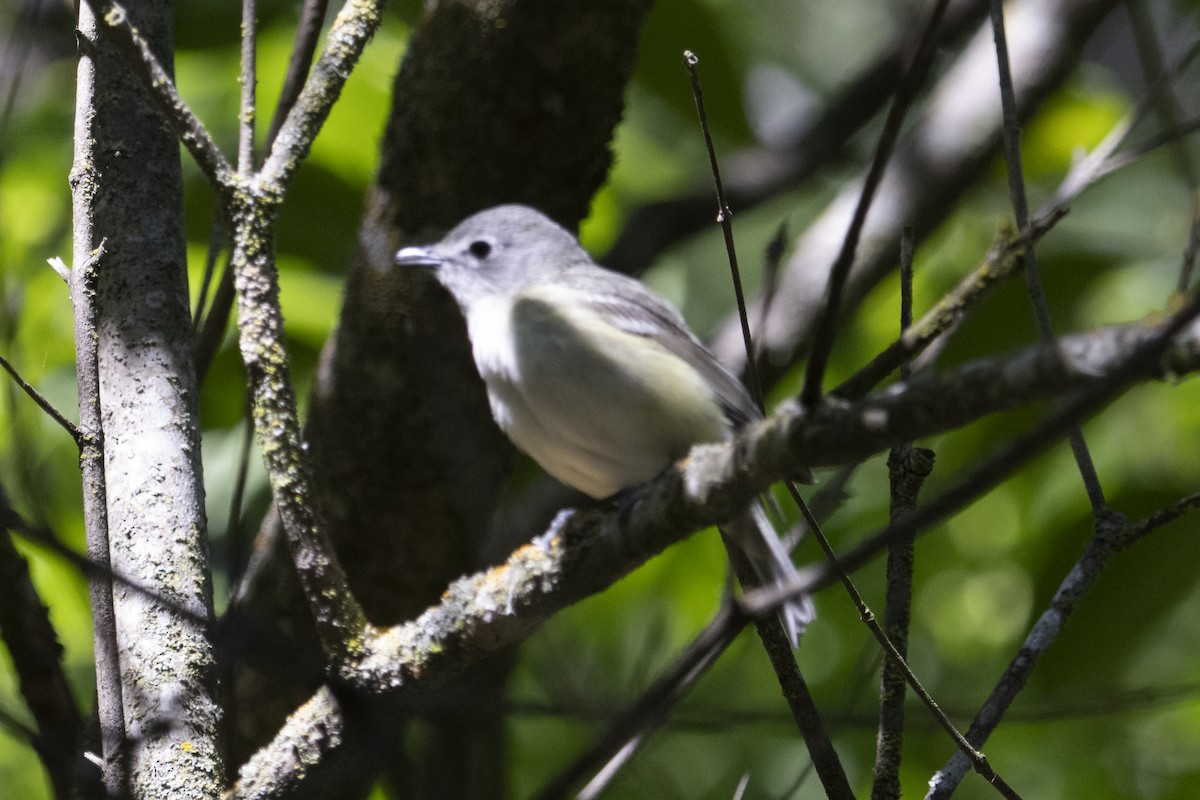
[465,289,729,499]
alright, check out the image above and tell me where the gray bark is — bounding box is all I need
[72,1,224,796]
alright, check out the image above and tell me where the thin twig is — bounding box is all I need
[194,252,236,384]
[11,519,216,635]
[1126,0,1200,293]
[256,0,387,191]
[800,0,952,408]
[191,208,227,336]
[226,410,256,596]
[822,292,1200,592]
[1097,114,1200,182]
[239,0,257,173]
[871,229,931,800]
[684,50,764,412]
[728,537,855,799]
[265,0,330,151]
[226,202,369,667]
[833,208,1066,401]
[81,0,234,188]
[685,50,849,795]
[783,476,1023,797]
[1045,35,1195,204]
[989,0,1107,512]
[193,0,332,382]
[533,604,744,800]
[928,503,1132,797]
[0,354,80,442]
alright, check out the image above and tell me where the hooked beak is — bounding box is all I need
[394,246,443,268]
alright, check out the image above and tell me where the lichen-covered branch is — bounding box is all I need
[233,311,1199,795]
[226,189,370,666]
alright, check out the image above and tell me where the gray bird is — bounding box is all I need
[396,204,813,643]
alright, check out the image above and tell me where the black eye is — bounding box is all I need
[468,240,492,260]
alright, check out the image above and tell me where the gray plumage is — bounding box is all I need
[396,204,813,642]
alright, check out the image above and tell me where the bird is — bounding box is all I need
[395,204,813,643]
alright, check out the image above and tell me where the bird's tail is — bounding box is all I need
[723,502,814,647]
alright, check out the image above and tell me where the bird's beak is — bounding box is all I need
[394,246,443,268]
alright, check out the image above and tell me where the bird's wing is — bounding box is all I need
[557,266,760,427]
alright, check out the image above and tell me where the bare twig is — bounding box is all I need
[801,0,953,408]
[0,354,80,442]
[533,604,744,800]
[81,0,233,188]
[833,209,1066,401]
[686,52,849,794]
[871,229,931,800]
[226,197,370,667]
[925,495,1196,798]
[824,294,1200,592]
[234,1,386,663]
[265,0,330,151]
[11,519,219,635]
[194,248,236,383]
[46,255,71,284]
[989,0,1107,512]
[191,208,227,336]
[1099,114,1200,180]
[727,537,855,799]
[257,0,386,190]
[191,210,233,399]
[238,0,257,173]
[195,0,330,384]
[1126,0,1200,293]
[225,413,256,596]
[684,50,763,411]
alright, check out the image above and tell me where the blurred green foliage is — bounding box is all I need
[2,1,1199,798]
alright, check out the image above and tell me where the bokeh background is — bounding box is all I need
[2,0,1199,797]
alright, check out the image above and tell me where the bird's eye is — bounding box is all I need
[468,240,492,260]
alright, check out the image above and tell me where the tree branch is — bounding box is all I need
[232,308,1199,795]
[926,493,1200,798]
[801,0,952,407]
[715,0,1120,377]
[257,0,386,192]
[80,0,233,187]
[989,0,1107,512]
